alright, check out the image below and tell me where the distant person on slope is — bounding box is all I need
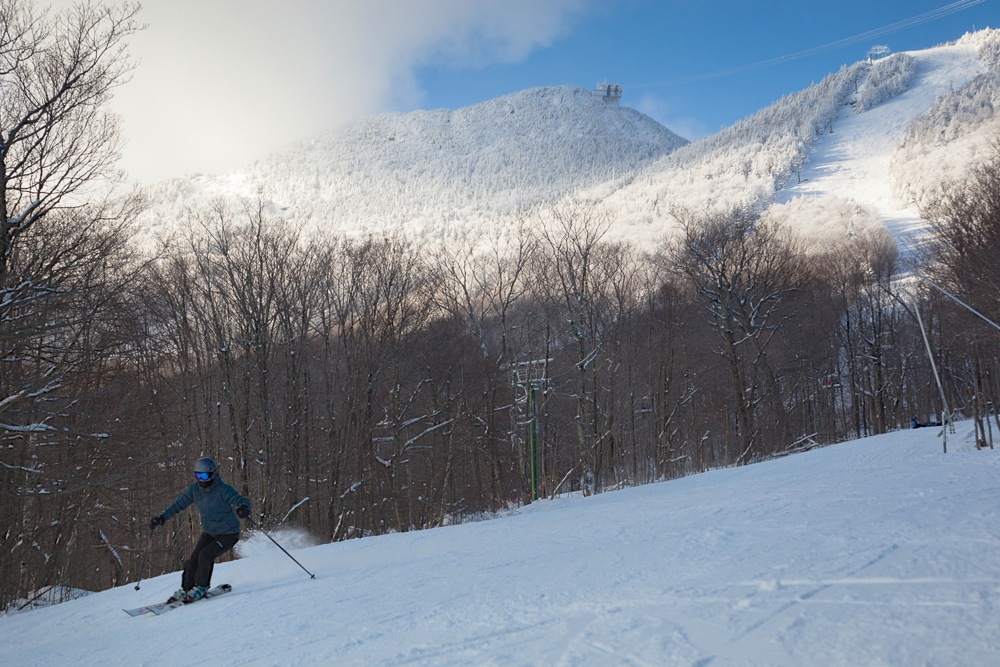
[149,457,252,603]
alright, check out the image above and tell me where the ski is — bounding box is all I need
[124,584,232,617]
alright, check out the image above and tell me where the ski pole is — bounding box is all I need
[246,517,316,579]
[135,530,154,590]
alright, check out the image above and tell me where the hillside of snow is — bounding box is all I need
[3,423,999,666]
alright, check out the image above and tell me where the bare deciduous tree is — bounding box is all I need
[430,222,538,506]
[530,199,622,493]
[669,208,803,462]
[827,226,903,436]
[0,0,141,279]
[924,143,1000,446]
[0,0,143,608]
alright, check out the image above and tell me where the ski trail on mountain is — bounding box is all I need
[776,42,985,247]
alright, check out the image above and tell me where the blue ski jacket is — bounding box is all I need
[161,475,251,536]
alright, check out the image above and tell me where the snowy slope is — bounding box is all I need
[3,423,999,666]
[773,37,987,250]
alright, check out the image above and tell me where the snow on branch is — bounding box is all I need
[0,422,57,433]
[280,497,310,524]
[98,529,123,569]
[0,460,42,473]
[401,418,454,452]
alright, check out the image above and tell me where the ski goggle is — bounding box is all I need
[195,471,214,481]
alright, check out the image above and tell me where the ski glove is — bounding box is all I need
[149,515,165,530]
[236,505,251,519]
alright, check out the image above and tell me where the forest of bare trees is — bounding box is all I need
[3,0,1000,611]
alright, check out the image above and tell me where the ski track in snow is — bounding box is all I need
[3,423,1000,665]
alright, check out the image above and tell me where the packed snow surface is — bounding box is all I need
[3,423,999,666]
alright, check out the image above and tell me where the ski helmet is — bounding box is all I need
[194,457,218,484]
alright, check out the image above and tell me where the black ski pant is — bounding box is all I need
[182,532,239,590]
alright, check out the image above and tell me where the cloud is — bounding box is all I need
[82,0,588,183]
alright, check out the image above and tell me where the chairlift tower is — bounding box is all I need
[511,358,553,501]
[867,45,890,62]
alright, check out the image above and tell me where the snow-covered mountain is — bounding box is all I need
[4,423,999,665]
[139,28,1000,254]
[139,85,686,242]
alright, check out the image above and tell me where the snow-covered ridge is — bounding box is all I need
[600,29,1000,248]
[595,60,869,231]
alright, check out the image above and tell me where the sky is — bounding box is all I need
[40,0,996,184]
[4,421,1000,665]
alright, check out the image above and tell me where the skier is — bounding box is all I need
[149,457,252,603]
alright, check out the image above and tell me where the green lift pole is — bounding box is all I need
[529,383,539,501]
